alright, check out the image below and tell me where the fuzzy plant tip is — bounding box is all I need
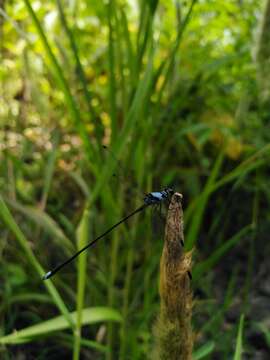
[151,192,193,360]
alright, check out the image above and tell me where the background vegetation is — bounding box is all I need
[0,0,270,359]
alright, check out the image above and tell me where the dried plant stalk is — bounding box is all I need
[152,192,193,360]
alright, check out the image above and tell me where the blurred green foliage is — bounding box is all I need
[0,0,270,359]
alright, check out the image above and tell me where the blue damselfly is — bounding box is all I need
[43,187,175,280]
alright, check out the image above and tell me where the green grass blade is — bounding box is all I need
[0,293,52,314]
[200,268,238,335]
[119,7,135,91]
[0,195,74,329]
[212,144,270,194]
[55,0,100,141]
[114,7,128,116]
[23,0,94,158]
[107,0,117,140]
[89,49,154,205]
[40,131,59,209]
[73,207,90,360]
[0,307,122,345]
[4,197,74,254]
[121,48,154,137]
[185,144,270,230]
[136,8,153,76]
[185,150,224,250]
[192,225,253,281]
[155,0,198,103]
[61,334,109,353]
[148,0,159,14]
[193,341,215,359]
[233,314,245,360]
[68,171,91,198]
[0,196,46,273]
[136,1,147,73]
[40,129,59,209]
[254,322,270,348]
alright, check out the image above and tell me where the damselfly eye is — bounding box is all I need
[166,187,174,195]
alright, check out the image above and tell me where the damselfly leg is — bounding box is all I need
[102,146,144,201]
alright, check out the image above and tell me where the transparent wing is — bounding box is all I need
[102,145,145,201]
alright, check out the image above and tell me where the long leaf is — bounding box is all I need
[107,0,117,140]
[89,49,155,205]
[233,314,245,360]
[73,207,90,359]
[0,195,74,329]
[155,0,198,104]
[192,225,253,281]
[55,0,100,142]
[186,150,224,249]
[23,0,94,159]
[4,197,74,255]
[185,144,270,228]
[0,307,122,345]
[40,131,59,209]
[193,341,215,359]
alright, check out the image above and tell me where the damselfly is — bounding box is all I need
[42,187,175,280]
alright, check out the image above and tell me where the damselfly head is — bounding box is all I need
[164,187,174,197]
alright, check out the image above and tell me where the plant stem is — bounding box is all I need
[152,193,193,360]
